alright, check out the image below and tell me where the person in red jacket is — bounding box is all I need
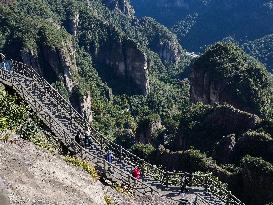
[132,166,141,180]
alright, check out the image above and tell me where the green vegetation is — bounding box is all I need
[243,34,273,72]
[1,1,273,204]
[193,42,273,117]
[0,85,28,131]
[130,143,156,160]
[104,195,113,205]
[64,156,99,180]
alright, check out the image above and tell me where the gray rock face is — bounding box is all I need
[190,64,246,111]
[96,38,149,95]
[20,40,93,124]
[136,117,162,144]
[153,38,182,64]
[66,12,80,36]
[20,50,40,73]
[102,0,135,16]
[190,64,222,104]
[213,134,236,164]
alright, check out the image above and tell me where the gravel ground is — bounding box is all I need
[0,138,106,205]
[0,138,174,205]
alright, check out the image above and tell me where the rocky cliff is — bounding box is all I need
[190,42,272,116]
[95,38,150,95]
[19,38,93,124]
[138,17,183,65]
[176,104,261,152]
[102,0,135,17]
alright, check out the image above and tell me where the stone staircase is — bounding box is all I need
[0,59,244,205]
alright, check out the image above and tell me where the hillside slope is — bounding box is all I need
[132,0,273,52]
[0,138,168,205]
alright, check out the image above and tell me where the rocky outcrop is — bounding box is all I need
[136,116,162,144]
[20,40,93,124]
[65,12,80,36]
[189,42,272,116]
[153,39,182,64]
[96,38,150,95]
[213,134,236,164]
[138,17,183,64]
[190,63,232,105]
[102,0,135,17]
[176,105,261,152]
[204,106,261,134]
[20,49,40,73]
[81,91,93,123]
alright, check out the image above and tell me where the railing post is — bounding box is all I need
[104,159,107,174]
[119,146,123,160]
[204,175,208,192]
[166,173,169,188]
[226,191,231,205]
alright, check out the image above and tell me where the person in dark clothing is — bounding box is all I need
[84,127,92,148]
[181,174,187,193]
[105,150,113,164]
[0,53,5,63]
[75,131,81,144]
[181,172,193,193]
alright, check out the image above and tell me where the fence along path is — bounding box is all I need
[0,59,244,205]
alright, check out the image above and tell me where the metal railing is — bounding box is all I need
[0,59,244,204]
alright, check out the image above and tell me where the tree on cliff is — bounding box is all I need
[191,42,273,118]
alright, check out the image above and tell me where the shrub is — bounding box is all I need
[104,195,113,205]
[64,156,99,180]
[130,143,156,160]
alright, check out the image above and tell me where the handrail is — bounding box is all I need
[12,60,185,183]
[7,72,159,197]
[0,59,245,205]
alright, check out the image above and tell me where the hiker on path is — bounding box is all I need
[75,131,82,145]
[0,53,5,63]
[0,53,12,72]
[181,174,187,193]
[84,127,92,148]
[181,172,193,193]
[132,166,141,180]
[105,150,113,164]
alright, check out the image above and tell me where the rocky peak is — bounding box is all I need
[190,42,272,116]
[65,12,80,36]
[95,38,150,95]
[138,17,183,65]
[102,0,135,17]
[136,115,162,144]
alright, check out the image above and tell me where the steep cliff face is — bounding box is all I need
[138,17,183,64]
[19,40,93,124]
[65,12,80,36]
[176,105,261,152]
[136,116,162,144]
[152,36,182,64]
[190,42,272,116]
[102,0,135,17]
[190,63,234,105]
[95,38,149,95]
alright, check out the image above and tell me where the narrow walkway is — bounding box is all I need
[0,59,244,205]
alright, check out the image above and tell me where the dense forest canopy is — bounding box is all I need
[1,0,273,204]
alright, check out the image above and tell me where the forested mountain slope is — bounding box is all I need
[132,0,273,52]
[1,0,273,205]
[0,0,190,140]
